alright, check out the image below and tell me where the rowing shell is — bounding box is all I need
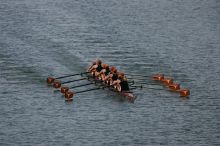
[85,73,137,103]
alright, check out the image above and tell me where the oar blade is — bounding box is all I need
[47,77,55,84]
[61,86,69,93]
[53,81,62,88]
[168,83,180,91]
[162,78,174,85]
[65,91,74,99]
[179,89,190,97]
[153,74,164,81]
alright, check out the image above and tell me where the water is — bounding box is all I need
[0,0,220,145]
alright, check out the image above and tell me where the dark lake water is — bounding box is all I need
[0,0,220,145]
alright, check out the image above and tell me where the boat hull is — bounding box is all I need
[86,74,137,102]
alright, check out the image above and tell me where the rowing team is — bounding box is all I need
[87,59,130,92]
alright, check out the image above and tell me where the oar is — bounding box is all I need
[126,74,152,78]
[65,87,104,99]
[131,85,164,90]
[47,72,89,84]
[53,77,89,88]
[132,85,190,97]
[129,87,138,90]
[60,82,94,93]
[127,74,170,79]
[127,74,165,81]
[132,80,161,86]
[128,80,135,85]
[127,77,151,80]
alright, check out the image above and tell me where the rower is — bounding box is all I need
[112,73,130,92]
[87,61,96,72]
[88,59,103,76]
[118,74,130,92]
[104,66,118,85]
[97,64,111,80]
